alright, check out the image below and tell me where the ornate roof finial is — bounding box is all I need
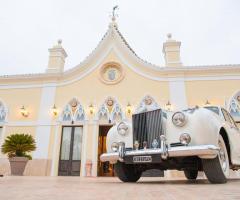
[57,39,62,45]
[111,5,119,21]
[167,33,172,39]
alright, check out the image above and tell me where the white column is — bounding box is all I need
[33,85,56,159]
[80,123,88,177]
[50,124,60,176]
[91,121,99,177]
[169,78,188,110]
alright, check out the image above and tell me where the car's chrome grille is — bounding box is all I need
[132,109,164,149]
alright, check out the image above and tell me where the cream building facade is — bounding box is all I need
[0,18,240,177]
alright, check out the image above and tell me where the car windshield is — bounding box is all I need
[204,106,220,115]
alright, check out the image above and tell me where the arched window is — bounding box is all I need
[97,97,124,123]
[61,98,85,122]
[136,95,159,113]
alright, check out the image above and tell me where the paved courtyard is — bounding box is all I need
[0,176,240,200]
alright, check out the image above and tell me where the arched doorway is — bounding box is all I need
[97,96,124,176]
[58,98,85,176]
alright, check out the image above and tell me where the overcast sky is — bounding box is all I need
[0,0,239,75]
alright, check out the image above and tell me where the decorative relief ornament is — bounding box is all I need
[62,98,85,122]
[0,102,7,122]
[136,95,159,113]
[144,96,153,105]
[237,96,240,102]
[99,62,124,85]
[98,97,124,122]
[229,91,240,120]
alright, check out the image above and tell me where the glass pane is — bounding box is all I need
[60,127,72,160]
[72,127,83,160]
[205,106,220,115]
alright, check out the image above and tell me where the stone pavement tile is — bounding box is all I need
[0,176,240,200]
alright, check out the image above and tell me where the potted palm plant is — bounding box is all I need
[1,134,36,175]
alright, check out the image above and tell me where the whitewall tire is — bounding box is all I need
[202,134,230,183]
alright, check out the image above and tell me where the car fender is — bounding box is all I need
[106,121,133,153]
[166,108,222,146]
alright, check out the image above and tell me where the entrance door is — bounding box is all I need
[98,125,114,176]
[58,126,83,176]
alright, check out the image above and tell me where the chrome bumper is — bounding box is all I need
[100,144,220,163]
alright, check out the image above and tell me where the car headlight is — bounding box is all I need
[179,133,191,145]
[117,122,129,136]
[172,112,187,127]
[111,142,119,152]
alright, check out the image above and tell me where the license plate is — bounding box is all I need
[133,156,152,163]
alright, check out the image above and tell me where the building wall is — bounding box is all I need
[0,88,41,122]
[185,80,240,107]
[0,42,239,177]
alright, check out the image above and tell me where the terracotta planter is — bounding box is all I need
[9,157,29,176]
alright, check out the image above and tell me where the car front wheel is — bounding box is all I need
[202,134,229,183]
[114,161,142,182]
[184,170,198,180]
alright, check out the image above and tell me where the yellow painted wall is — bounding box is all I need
[185,80,240,107]
[4,126,36,138]
[55,50,169,111]
[0,88,41,121]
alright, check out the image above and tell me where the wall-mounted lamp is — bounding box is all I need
[20,106,29,117]
[165,101,172,111]
[126,103,132,115]
[52,104,58,116]
[89,104,94,115]
[205,100,211,106]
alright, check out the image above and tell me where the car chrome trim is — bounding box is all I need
[100,145,220,163]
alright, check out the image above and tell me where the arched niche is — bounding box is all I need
[61,98,86,123]
[228,91,240,122]
[0,101,7,123]
[97,96,124,123]
[135,95,160,113]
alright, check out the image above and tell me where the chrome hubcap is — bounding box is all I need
[218,140,227,172]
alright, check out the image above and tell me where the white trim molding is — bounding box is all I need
[33,86,56,159]
[169,79,188,110]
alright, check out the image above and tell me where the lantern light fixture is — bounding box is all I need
[52,104,58,116]
[89,103,94,115]
[126,102,132,115]
[166,101,172,111]
[20,106,29,117]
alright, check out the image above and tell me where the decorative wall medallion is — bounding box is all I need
[99,62,124,85]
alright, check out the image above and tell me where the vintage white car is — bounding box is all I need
[100,106,240,183]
